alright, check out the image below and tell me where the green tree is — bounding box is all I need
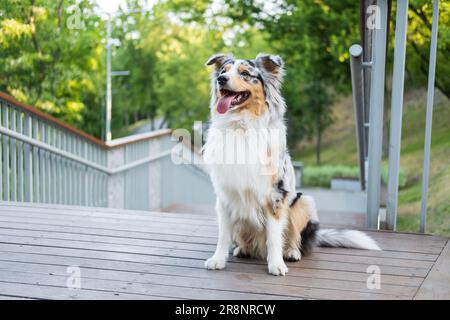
[0,0,105,137]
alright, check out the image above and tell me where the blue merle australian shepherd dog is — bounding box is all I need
[202,53,380,276]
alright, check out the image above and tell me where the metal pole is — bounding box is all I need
[362,0,376,173]
[386,0,409,231]
[349,44,366,190]
[104,9,151,142]
[420,0,440,234]
[366,0,388,229]
[105,14,112,142]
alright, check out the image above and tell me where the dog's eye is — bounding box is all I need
[241,71,250,77]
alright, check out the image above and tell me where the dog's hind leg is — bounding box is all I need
[283,230,302,262]
[205,199,232,270]
[232,245,250,258]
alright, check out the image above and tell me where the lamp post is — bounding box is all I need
[105,14,112,141]
[104,8,151,142]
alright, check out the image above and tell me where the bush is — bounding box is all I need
[302,165,407,189]
[302,165,359,188]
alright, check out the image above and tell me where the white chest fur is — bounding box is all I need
[203,117,285,226]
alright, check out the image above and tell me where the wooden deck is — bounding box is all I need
[0,202,448,300]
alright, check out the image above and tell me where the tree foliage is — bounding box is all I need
[0,0,105,137]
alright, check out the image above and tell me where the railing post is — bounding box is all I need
[84,142,89,206]
[366,0,388,229]
[2,106,10,201]
[17,111,23,202]
[23,114,32,202]
[349,44,366,191]
[386,0,409,231]
[420,0,440,234]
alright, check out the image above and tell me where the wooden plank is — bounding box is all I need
[0,261,414,299]
[0,242,430,277]
[0,214,444,254]
[0,281,173,300]
[314,247,438,262]
[4,208,446,247]
[0,220,216,245]
[0,207,443,246]
[363,229,447,242]
[0,270,294,300]
[0,225,439,262]
[0,210,215,233]
[0,218,442,262]
[0,203,446,242]
[414,240,450,299]
[318,210,365,228]
[0,206,218,227]
[0,216,218,240]
[0,202,217,221]
[3,205,446,244]
[1,207,447,252]
[0,233,435,269]
[0,219,442,266]
[0,251,423,287]
[0,295,34,300]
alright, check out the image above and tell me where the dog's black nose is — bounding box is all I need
[217,75,228,86]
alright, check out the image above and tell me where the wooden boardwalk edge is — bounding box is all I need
[414,239,450,300]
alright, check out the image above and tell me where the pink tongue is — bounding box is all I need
[217,95,234,114]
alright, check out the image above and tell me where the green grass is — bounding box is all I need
[303,164,406,189]
[295,89,450,236]
[303,165,360,188]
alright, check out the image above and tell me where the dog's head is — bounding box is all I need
[206,53,286,118]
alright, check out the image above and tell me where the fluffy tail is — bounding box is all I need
[316,229,381,251]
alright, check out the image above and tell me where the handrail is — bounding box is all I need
[0,125,172,175]
[106,129,172,149]
[0,126,108,173]
[0,91,172,148]
[0,92,106,147]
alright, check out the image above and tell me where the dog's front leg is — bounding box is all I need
[205,199,232,270]
[266,213,288,276]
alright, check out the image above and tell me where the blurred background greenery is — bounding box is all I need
[0,0,448,235]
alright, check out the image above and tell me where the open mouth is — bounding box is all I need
[217,89,250,114]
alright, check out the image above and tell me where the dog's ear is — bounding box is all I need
[255,54,284,78]
[205,53,234,69]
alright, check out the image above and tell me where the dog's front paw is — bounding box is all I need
[205,256,227,270]
[267,259,288,276]
[284,247,302,262]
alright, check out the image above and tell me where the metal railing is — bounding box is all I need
[350,0,441,232]
[0,92,175,211]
